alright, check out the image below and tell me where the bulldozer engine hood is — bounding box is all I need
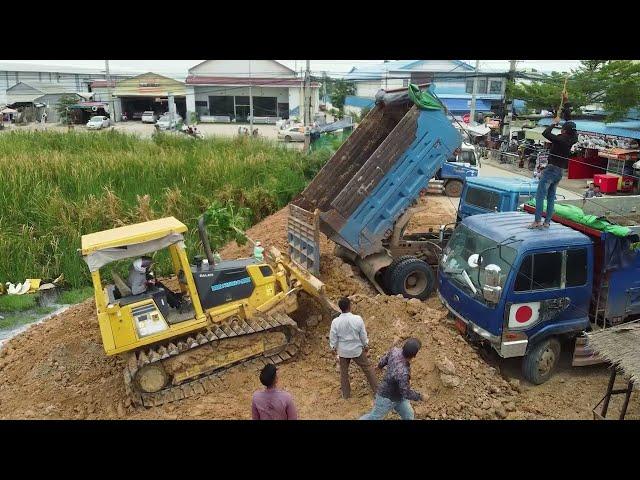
[82,233,185,272]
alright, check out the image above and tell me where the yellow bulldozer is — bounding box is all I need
[80,215,335,407]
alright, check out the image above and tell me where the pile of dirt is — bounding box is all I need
[0,194,637,419]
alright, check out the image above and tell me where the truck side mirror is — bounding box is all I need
[483,264,502,304]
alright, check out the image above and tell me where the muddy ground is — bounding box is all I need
[0,195,637,420]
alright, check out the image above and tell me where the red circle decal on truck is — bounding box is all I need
[515,305,533,323]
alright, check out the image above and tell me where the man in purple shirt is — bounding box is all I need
[360,338,424,420]
[251,364,298,420]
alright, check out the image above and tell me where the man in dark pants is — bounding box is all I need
[329,297,378,399]
[528,96,578,229]
[360,338,424,420]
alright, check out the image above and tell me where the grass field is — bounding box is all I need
[0,130,336,287]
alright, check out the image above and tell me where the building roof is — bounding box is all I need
[538,118,640,140]
[7,81,75,95]
[344,95,375,108]
[344,60,475,80]
[587,322,640,384]
[0,61,135,76]
[463,211,590,250]
[185,76,318,87]
[188,60,295,75]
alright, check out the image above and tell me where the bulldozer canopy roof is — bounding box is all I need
[80,217,187,255]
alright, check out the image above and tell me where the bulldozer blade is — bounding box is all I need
[272,246,340,317]
[572,335,605,367]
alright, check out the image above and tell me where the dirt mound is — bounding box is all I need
[0,194,636,419]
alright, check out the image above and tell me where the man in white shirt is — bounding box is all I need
[329,297,378,399]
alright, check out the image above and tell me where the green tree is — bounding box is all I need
[512,60,640,121]
[327,79,356,111]
[202,200,251,254]
[56,94,79,124]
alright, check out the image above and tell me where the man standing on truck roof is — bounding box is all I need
[330,297,378,399]
[360,338,424,420]
[528,93,578,229]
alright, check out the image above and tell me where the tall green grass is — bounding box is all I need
[0,130,332,287]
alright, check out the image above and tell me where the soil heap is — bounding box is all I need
[0,196,637,419]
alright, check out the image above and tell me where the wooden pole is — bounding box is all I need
[556,76,569,121]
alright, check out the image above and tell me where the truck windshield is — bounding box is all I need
[441,224,516,301]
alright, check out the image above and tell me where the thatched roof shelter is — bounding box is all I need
[587,322,640,384]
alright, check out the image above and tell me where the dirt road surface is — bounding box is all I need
[0,195,636,419]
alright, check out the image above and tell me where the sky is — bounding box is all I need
[0,60,583,78]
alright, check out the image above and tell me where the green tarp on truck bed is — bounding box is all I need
[527,199,631,237]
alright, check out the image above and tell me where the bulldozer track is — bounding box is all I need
[123,312,304,408]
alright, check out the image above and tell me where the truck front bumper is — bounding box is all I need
[438,291,528,358]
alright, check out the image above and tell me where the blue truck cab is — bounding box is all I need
[457,177,539,222]
[439,209,640,384]
[433,143,479,197]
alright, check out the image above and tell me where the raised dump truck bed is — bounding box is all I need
[288,85,461,298]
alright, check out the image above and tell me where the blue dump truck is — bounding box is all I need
[287,84,461,299]
[429,143,479,197]
[457,177,539,222]
[438,196,640,384]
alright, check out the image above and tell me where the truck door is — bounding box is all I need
[505,247,592,353]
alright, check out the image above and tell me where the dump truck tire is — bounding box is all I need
[285,135,292,142]
[444,180,463,197]
[522,337,561,385]
[388,258,435,300]
[383,255,416,292]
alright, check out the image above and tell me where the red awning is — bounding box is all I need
[90,80,116,88]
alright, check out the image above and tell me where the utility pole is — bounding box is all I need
[299,67,304,123]
[323,72,327,110]
[304,60,311,152]
[249,60,253,133]
[105,59,114,123]
[502,60,517,138]
[168,91,174,130]
[469,59,480,125]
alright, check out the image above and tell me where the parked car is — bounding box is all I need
[141,111,158,124]
[86,116,110,130]
[277,125,306,142]
[155,114,183,131]
[131,111,144,121]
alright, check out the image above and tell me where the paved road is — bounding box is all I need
[478,163,582,200]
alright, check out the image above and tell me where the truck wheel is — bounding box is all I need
[444,180,463,197]
[389,258,435,300]
[383,255,415,292]
[285,135,292,142]
[522,337,561,385]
